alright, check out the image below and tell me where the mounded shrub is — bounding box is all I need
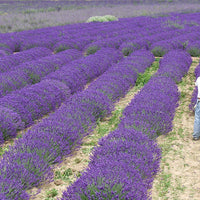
[86,15,118,23]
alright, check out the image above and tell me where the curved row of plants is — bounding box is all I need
[150,31,200,57]
[0,49,82,97]
[0,50,155,199]
[0,47,52,73]
[120,26,200,57]
[0,48,121,145]
[60,50,192,200]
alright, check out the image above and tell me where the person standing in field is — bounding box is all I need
[193,76,200,140]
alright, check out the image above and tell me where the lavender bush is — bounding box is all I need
[0,79,70,144]
[150,28,200,56]
[0,32,19,52]
[86,50,155,102]
[0,50,8,57]
[0,10,198,199]
[61,128,161,200]
[155,50,192,83]
[53,36,96,53]
[44,48,123,93]
[0,48,122,144]
[0,106,25,144]
[0,47,52,73]
[0,49,82,97]
[186,40,200,57]
[86,15,118,22]
[11,19,132,52]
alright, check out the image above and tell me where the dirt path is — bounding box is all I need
[152,57,200,200]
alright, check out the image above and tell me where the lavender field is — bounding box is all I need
[0,0,200,199]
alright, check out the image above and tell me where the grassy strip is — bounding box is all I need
[20,5,87,14]
[28,58,160,200]
[152,58,199,200]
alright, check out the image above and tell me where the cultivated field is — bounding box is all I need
[0,1,200,199]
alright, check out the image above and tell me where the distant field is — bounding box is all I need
[1,0,200,198]
[0,0,200,32]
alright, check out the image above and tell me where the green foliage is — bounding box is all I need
[79,178,126,200]
[86,15,118,23]
[85,46,100,56]
[156,173,172,198]
[54,45,70,53]
[122,47,132,56]
[135,58,160,87]
[122,43,138,56]
[163,20,184,29]
[104,15,118,21]
[46,188,58,199]
[0,147,5,157]
[28,73,40,84]
[54,168,73,182]
[182,40,189,49]
[187,47,200,57]
[151,46,166,57]
[22,7,62,14]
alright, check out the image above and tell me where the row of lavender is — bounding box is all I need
[0,16,161,54]
[61,50,192,199]
[0,47,52,72]
[2,13,200,58]
[0,48,121,144]
[0,49,82,97]
[0,50,155,199]
[119,27,200,56]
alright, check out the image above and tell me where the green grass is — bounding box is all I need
[54,168,73,182]
[0,133,21,157]
[45,188,58,200]
[0,145,10,156]
[135,57,160,88]
[156,172,172,199]
[21,5,85,14]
